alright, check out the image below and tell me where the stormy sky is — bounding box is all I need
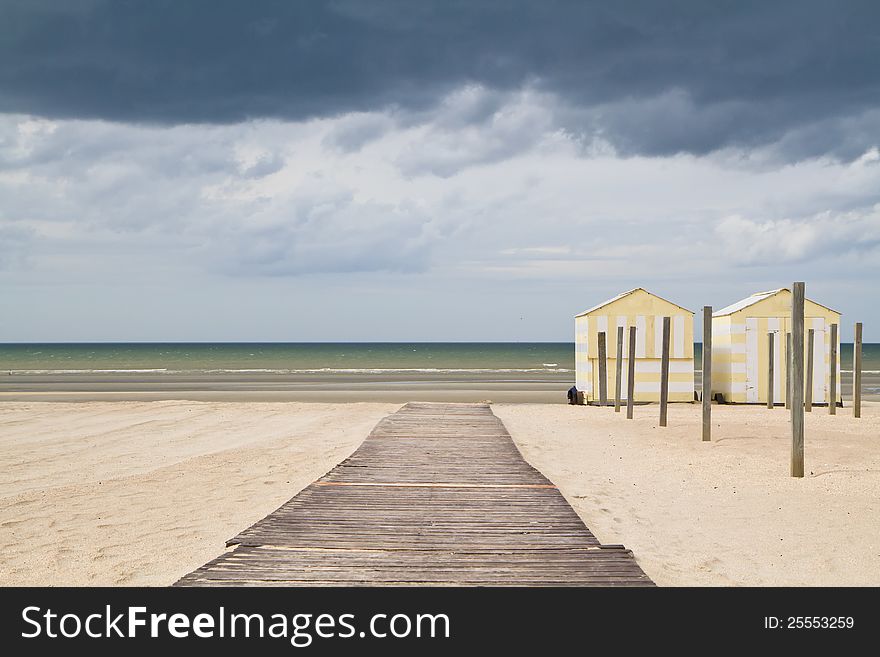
[1,0,878,341]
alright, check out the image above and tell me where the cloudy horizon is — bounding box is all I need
[1,1,878,341]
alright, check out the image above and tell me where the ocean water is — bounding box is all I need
[0,343,877,402]
[0,343,576,375]
[0,342,876,374]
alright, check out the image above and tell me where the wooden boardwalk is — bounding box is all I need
[175,402,653,586]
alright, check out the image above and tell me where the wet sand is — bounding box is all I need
[0,370,875,403]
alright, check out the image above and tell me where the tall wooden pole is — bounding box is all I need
[829,323,838,415]
[702,306,712,441]
[791,282,805,478]
[767,332,775,409]
[626,326,636,419]
[805,328,814,412]
[614,326,623,413]
[854,322,862,418]
[597,331,608,406]
[659,317,670,427]
[785,332,792,410]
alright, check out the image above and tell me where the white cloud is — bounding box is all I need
[715,206,880,264]
[0,224,32,270]
[2,84,880,339]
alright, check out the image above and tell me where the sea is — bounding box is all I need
[0,342,877,402]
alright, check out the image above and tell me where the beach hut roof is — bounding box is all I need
[575,288,693,318]
[713,288,839,317]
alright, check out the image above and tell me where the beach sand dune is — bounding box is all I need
[1,400,877,586]
[0,401,399,586]
[495,402,880,586]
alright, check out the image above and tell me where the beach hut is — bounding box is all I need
[711,288,841,405]
[574,288,695,403]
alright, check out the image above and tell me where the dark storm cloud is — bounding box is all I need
[1,0,879,158]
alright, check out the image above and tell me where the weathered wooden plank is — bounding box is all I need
[626,327,636,419]
[854,322,862,418]
[177,545,652,586]
[615,325,624,412]
[176,402,652,587]
[830,323,838,415]
[659,316,670,427]
[702,305,712,441]
[767,332,775,409]
[791,282,805,478]
[785,331,792,410]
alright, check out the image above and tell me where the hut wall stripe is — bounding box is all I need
[635,316,646,358]
[635,361,693,374]
[714,362,746,374]
[632,382,694,394]
[774,322,782,402]
[654,317,663,360]
[673,316,684,358]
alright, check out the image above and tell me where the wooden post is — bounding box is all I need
[597,331,608,406]
[659,317,670,427]
[805,328,814,412]
[785,332,791,410]
[767,332,775,409]
[853,322,862,418]
[791,282,805,478]
[702,306,712,441]
[626,326,636,419]
[829,323,837,415]
[614,326,623,413]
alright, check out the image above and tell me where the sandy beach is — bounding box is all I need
[496,402,880,586]
[0,401,399,586]
[1,400,877,586]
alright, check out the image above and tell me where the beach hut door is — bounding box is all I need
[744,319,759,402]
[745,319,784,403]
[812,326,826,403]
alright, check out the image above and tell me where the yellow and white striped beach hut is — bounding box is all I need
[711,288,841,404]
[574,288,695,403]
